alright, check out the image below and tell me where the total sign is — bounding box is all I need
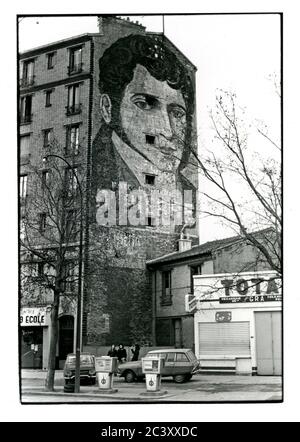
[20,307,50,326]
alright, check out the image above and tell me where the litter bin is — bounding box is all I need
[64,379,75,393]
[95,356,118,392]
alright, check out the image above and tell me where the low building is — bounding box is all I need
[147,228,281,371]
[189,270,282,375]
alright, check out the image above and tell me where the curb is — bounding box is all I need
[22,389,175,401]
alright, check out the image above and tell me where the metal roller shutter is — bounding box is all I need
[199,322,250,356]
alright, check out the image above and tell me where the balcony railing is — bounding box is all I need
[65,104,82,116]
[67,63,83,75]
[19,76,35,88]
[20,114,33,124]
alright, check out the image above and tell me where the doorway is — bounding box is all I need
[21,327,43,369]
[59,315,74,364]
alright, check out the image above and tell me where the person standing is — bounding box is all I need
[117,344,127,363]
[107,344,118,357]
[131,344,140,361]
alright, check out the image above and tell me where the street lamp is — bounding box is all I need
[43,154,83,393]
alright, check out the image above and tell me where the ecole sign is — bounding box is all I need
[20,308,48,326]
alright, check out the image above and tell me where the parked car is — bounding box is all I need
[118,348,200,383]
[63,353,96,385]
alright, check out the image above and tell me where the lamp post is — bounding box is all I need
[43,154,83,393]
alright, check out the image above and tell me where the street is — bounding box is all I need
[21,370,282,403]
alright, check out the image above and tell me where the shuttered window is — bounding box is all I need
[199,322,250,356]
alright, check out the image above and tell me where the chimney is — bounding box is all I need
[178,233,192,252]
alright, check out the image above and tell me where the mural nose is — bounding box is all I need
[158,107,173,140]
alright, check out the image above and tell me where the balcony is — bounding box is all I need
[65,104,82,116]
[20,114,33,124]
[67,63,83,76]
[19,76,35,88]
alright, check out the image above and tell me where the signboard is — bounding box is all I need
[95,356,118,373]
[20,307,49,326]
[142,357,163,374]
[219,294,282,304]
[185,294,198,313]
[215,311,232,322]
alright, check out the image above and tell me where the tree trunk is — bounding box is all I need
[45,290,60,391]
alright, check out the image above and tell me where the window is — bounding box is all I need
[39,213,47,233]
[47,52,55,69]
[176,352,189,362]
[38,262,45,277]
[20,217,26,241]
[45,90,52,107]
[65,209,78,241]
[68,47,82,75]
[20,175,28,199]
[145,134,155,145]
[162,270,172,305]
[145,174,155,185]
[43,129,52,148]
[66,125,80,155]
[42,170,50,191]
[66,84,81,115]
[65,167,78,195]
[190,264,202,294]
[166,353,175,362]
[147,216,155,227]
[20,95,32,124]
[20,134,30,158]
[21,59,34,87]
[65,261,77,291]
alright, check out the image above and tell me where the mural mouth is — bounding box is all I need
[157,146,177,155]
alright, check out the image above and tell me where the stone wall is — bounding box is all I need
[84,225,179,346]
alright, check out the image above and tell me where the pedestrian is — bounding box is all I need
[131,344,140,361]
[107,344,118,357]
[117,343,127,363]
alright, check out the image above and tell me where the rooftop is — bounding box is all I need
[146,228,274,266]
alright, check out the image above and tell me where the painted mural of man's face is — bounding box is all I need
[98,35,194,178]
[118,64,187,172]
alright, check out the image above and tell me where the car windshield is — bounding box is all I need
[67,355,93,364]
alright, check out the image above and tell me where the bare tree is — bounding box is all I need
[188,88,281,274]
[20,140,86,391]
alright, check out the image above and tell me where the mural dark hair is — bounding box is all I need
[98,33,195,169]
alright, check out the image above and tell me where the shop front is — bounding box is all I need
[20,307,51,369]
[187,271,282,375]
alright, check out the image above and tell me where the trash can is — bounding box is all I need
[63,380,75,393]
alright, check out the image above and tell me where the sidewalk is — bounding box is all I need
[21,370,283,403]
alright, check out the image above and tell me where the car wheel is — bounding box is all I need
[173,374,187,383]
[124,370,136,383]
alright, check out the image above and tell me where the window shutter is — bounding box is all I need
[199,322,251,356]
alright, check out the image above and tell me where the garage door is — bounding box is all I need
[199,322,251,356]
[255,311,282,375]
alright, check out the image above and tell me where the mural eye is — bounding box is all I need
[170,106,186,120]
[132,94,156,111]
